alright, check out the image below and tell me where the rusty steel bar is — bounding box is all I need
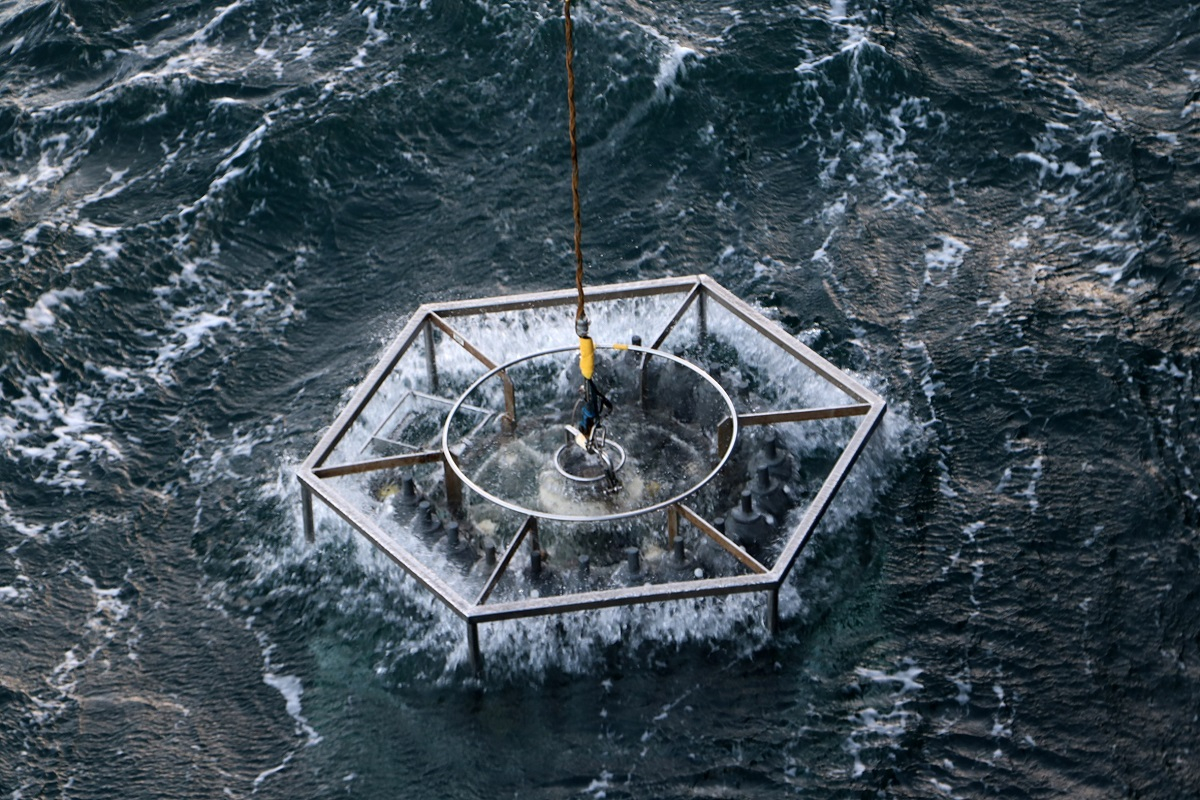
[770,399,887,583]
[312,449,443,479]
[698,276,880,405]
[297,467,473,619]
[427,313,516,431]
[677,503,769,575]
[304,309,430,470]
[737,404,872,426]
[475,516,538,606]
[466,571,778,624]
[430,275,700,318]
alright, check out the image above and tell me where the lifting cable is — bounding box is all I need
[562,0,615,452]
[564,0,595,383]
[564,0,585,326]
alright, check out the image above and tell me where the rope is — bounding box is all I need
[564,0,585,321]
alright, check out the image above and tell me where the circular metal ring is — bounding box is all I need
[441,344,739,523]
[553,440,627,483]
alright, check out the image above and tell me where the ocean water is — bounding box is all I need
[2,0,1199,797]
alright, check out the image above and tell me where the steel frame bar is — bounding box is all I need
[305,311,429,470]
[427,313,516,430]
[301,484,315,543]
[366,390,493,454]
[641,283,703,408]
[676,503,768,575]
[767,588,780,634]
[698,276,876,404]
[475,516,538,606]
[647,282,702,351]
[312,449,443,479]
[423,318,440,393]
[717,403,870,457]
[297,470,473,619]
[738,403,872,426]
[465,571,777,624]
[770,399,886,583]
[430,275,701,318]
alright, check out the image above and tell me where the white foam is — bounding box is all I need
[924,235,970,286]
[953,676,971,705]
[1019,455,1043,512]
[263,672,321,746]
[20,287,87,332]
[856,665,924,693]
[1,371,124,489]
[585,769,614,798]
[811,225,838,263]
[795,23,880,74]
[29,565,143,730]
[844,662,925,777]
[152,307,232,381]
[77,169,136,214]
[81,574,130,622]
[929,777,959,796]
[252,752,294,791]
[984,293,1011,316]
[653,44,699,101]
[223,611,322,792]
[348,5,392,70]
[192,0,251,44]
[1,494,46,544]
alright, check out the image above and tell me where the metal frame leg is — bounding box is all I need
[468,622,482,676]
[301,484,315,544]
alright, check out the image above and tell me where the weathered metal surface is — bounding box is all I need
[676,503,768,575]
[297,466,474,619]
[312,450,443,479]
[770,399,887,583]
[475,516,538,606]
[466,571,779,624]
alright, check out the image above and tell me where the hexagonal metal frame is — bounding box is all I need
[297,275,886,672]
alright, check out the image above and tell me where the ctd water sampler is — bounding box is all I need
[297,275,885,673]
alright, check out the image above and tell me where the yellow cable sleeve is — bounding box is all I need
[578,336,595,379]
[612,343,629,351]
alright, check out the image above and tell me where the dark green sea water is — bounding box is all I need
[2,0,1199,796]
